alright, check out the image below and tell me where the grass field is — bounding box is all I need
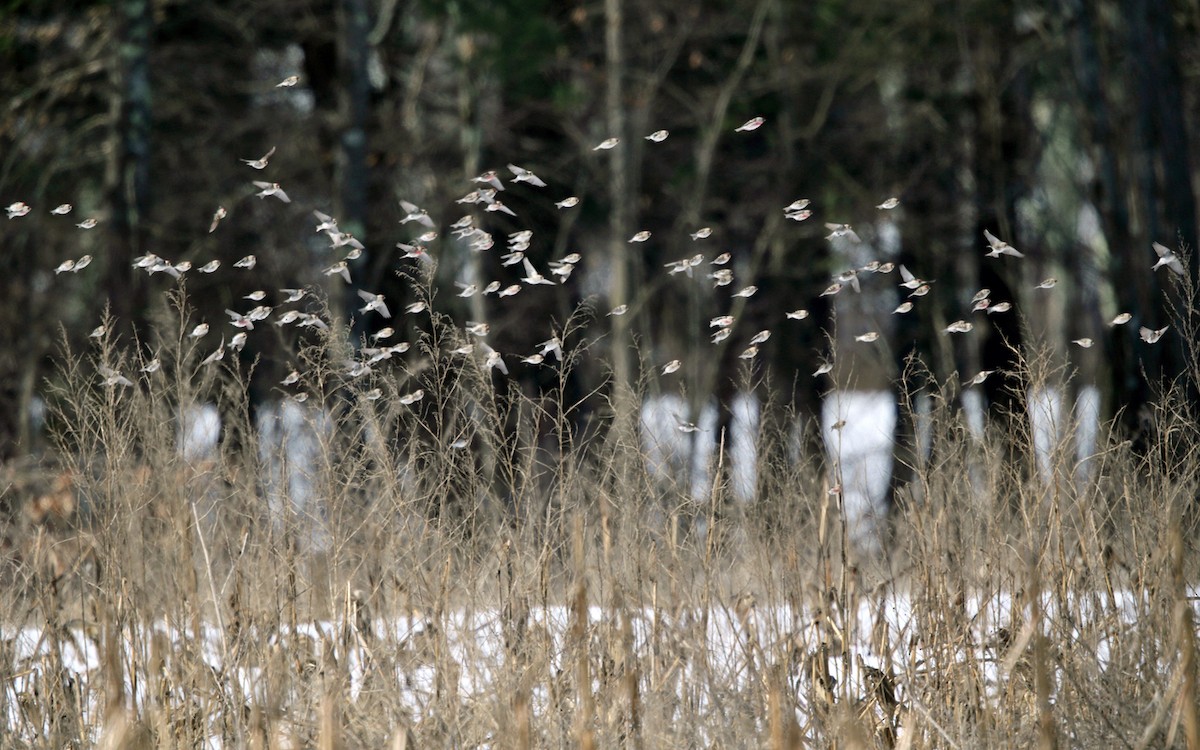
[2,292,1200,750]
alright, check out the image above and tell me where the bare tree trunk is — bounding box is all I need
[605,0,632,413]
[339,0,371,342]
[104,0,153,338]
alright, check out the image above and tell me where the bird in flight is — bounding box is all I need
[1152,242,1185,276]
[241,146,276,170]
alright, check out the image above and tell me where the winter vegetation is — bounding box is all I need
[2,0,1200,748]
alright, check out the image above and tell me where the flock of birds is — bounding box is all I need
[4,100,1184,420]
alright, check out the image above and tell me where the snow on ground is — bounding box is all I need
[4,588,1193,747]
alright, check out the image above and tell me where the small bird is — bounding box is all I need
[987,301,1012,314]
[199,260,221,273]
[276,75,299,87]
[965,370,994,386]
[485,200,517,216]
[507,163,547,187]
[323,261,351,284]
[645,129,669,142]
[675,417,705,433]
[608,304,628,316]
[209,206,227,233]
[5,202,30,219]
[76,218,97,229]
[1152,242,1185,275]
[465,321,490,336]
[690,227,712,240]
[362,388,382,401]
[593,137,620,150]
[201,344,223,365]
[89,325,106,339]
[281,370,301,386]
[449,437,470,449]
[244,290,266,301]
[711,328,732,344]
[497,284,522,298]
[226,309,255,330]
[314,210,339,233]
[371,327,395,341]
[1072,338,1094,348]
[783,199,811,212]
[72,255,92,272]
[405,301,427,314]
[455,282,478,298]
[820,282,843,297]
[522,353,545,365]
[711,252,731,265]
[876,197,900,210]
[825,223,862,243]
[482,344,508,375]
[855,332,880,342]
[234,255,257,270]
[280,288,306,303]
[785,209,813,222]
[98,365,134,388]
[629,230,651,243]
[898,265,927,289]
[662,360,681,375]
[709,269,734,286]
[710,315,735,328]
[357,290,391,318]
[1034,277,1057,289]
[482,281,502,295]
[252,181,291,202]
[813,362,833,377]
[538,336,564,361]
[241,146,276,169]
[786,309,809,320]
[749,330,771,345]
[972,289,991,304]
[50,204,72,215]
[275,311,302,326]
[399,200,435,227]
[972,298,991,312]
[1110,312,1132,326]
[472,171,505,191]
[735,116,765,132]
[54,259,76,274]
[893,301,913,314]
[909,284,932,298]
[190,323,210,338]
[228,332,248,352]
[944,320,973,334]
[984,229,1024,258]
[732,285,758,298]
[1140,325,1168,343]
[738,345,759,360]
[555,196,580,209]
[517,258,552,286]
[399,390,425,405]
[140,358,160,374]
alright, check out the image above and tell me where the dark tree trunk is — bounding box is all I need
[104,0,154,338]
[339,0,372,342]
